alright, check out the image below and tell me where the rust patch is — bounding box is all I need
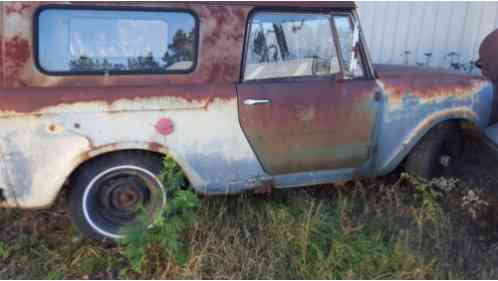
[148,142,167,152]
[4,3,251,88]
[5,3,33,15]
[84,143,119,159]
[0,37,3,87]
[4,35,31,87]
[155,118,174,136]
[0,83,235,115]
[237,79,378,174]
[0,2,356,89]
[198,5,250,83]
[5,36,30,67]
[375,64,486,108]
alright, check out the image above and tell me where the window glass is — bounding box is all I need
[37,8,196,74]
[244,12,340,81]
[333,15,364,78]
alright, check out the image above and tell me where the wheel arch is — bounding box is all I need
[58,142,196,208]
[376,108,480,175]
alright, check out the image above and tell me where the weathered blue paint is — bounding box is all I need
[372,72,494,177]
[269,79,494,191]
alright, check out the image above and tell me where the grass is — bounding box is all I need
[1,160,498,279]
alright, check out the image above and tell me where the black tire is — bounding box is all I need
[404,122,463,179]
[68,151,166,242]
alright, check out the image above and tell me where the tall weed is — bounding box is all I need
[121,155,201,272]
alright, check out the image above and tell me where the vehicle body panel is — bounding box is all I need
[373,64,493,175]
[1,2,251,88]
[237,78,378,175]
[0,85,267,208]
[0,1,495,209]
[0,2,268,207]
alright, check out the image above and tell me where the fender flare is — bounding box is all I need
[377,107,480,175]
[73,141,200,188]
[31,141,199,209]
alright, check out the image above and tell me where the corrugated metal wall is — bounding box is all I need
[357,2,498,72]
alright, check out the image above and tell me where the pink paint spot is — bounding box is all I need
[155,118,174,136]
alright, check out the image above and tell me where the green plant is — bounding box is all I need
[398,173,447,251]
[401,173,444,224]
[0,241,9,259]
[261,195,433,280]
[121,155,201,273]
[46,270,64,280]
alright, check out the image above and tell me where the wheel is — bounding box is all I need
[404,122,463,179]
[68,152,166,241]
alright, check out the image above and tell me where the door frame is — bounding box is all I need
[238,7,376,83]
[236,6,380,177]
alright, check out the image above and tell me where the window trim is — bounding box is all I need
[33,4,200,76]
[240,10,343,83]
[330,12,369,80]
[352,9,376,80]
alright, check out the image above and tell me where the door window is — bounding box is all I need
[243,12,341,81]
[333,15,365,78]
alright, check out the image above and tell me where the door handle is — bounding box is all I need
[243,99,271,106]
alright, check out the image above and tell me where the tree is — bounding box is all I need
[162,29,194,68]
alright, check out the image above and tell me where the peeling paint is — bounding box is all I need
[376,64,487,111]
[5,2,33,15]
[0,85,233,116]
[4,35,30,87]
[237,78,378,174]
[0,1,494,210]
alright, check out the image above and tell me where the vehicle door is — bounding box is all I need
[237,10,379,175]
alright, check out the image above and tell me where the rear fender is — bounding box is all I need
[73,141,201,195]
[0,117,90,208]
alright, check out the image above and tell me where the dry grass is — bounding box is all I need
[2,172,498,279]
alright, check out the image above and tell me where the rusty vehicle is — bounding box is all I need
[0,1,497,241]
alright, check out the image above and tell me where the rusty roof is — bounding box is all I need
[191,1,356,9]
[166,1,356,9]
[66,1,357,10]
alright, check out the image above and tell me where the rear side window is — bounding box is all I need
[36,7,197,75]
[243,12,341,81]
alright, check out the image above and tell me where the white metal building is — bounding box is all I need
[357,1,498,72]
